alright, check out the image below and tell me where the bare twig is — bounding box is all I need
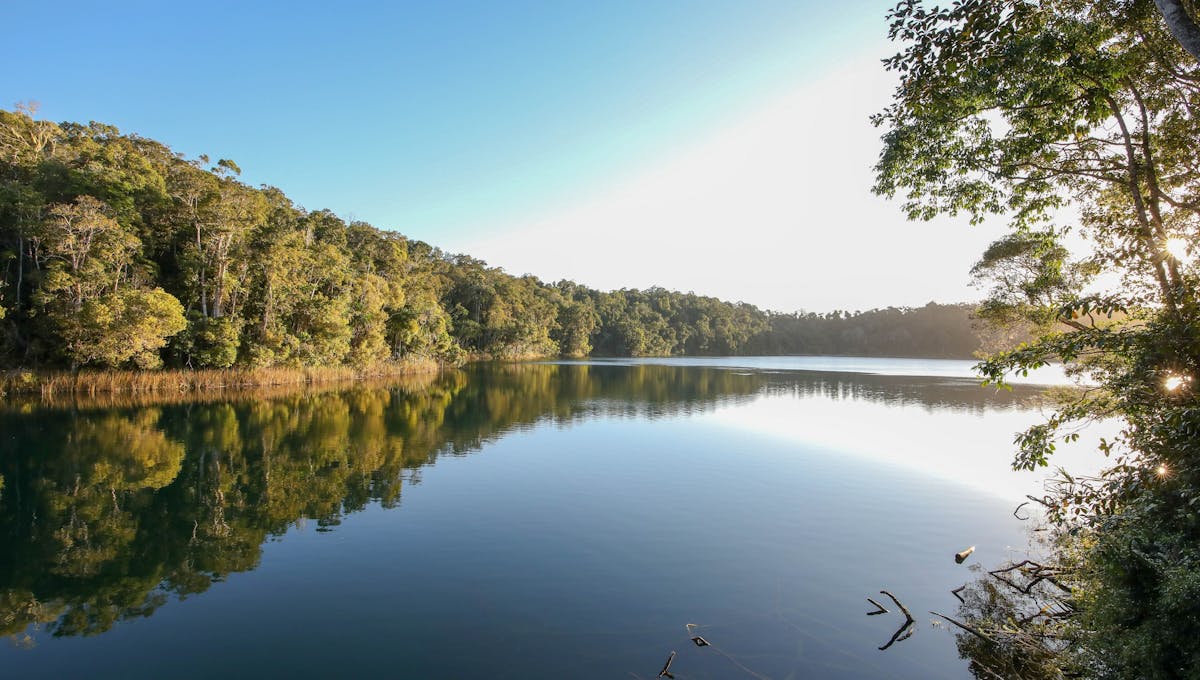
[951,585,967,604]
[875,590,917,651]
[880,590,915,623]
[989,560,1073,595]
[970,660,1009,680]
[930,611,992,641]
[1026,494,1054,508]
[866,597,889,615]
[657,651,676,679]
[879,620,916,651]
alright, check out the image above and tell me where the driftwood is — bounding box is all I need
[1013,501,1031,521]
[879,620,916,651]
[684,622,710,647]
[880,590,914,623]
[951,585,967,604]
[955,546,976,564]
[866,597,889,615]
[657,650,676,679]
[876,590,916,650]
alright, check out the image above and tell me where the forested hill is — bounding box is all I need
[0,108,984,370]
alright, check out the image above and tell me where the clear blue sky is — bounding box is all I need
[4,1,996,311]
[4,1,885,237]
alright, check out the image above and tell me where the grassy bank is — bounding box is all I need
[0,358,443,400]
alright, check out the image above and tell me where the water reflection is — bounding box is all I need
[0,362,1045,646]
[757,370,1044,413]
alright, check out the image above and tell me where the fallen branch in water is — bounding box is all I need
[880,590,914,623]
[876,590,917,651]
[879,619,916,651]
[930,611,991,641]
[866,597,889,615]
[657,651,676,679]
[951,585,967,604]
[955,546,976,564]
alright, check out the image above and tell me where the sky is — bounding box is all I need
[1,0,1006,313]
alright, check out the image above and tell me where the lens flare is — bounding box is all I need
[1156,464,1169,477]
[1165,237,1192,263]
[1164,374,1191,391]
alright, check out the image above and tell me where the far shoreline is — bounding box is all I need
[1,351,994,400]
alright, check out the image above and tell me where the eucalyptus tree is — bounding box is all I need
[31,197,185,367]
[0,105,61,347]
[875,0,1200,673]
[1155,0,1200,59]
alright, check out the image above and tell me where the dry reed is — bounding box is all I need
[0,359,441,403]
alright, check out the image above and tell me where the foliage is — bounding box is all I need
[64,289,186,369]
[0,106,999,369]
[746,302,984,357]
[875,0,1200,676]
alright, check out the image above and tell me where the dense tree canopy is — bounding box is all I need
[1,106,991,370]
[876,0,1200,676]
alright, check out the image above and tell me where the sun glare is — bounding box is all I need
[1156,464,1169,477]
[1164,374,1191,391]
[1165,237,1192,263]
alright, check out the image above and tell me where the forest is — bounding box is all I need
[0,106,984,372]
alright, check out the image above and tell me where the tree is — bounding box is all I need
[2,102,993,372]
[877,0,1200,459]
[1155,0,1200,59]
[875,0,1200,674]
[31,197,183,367]
[34,197,139,313]
[65,288,186,368]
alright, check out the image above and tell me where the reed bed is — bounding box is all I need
[2,369,447,412]
[0,358,442,402]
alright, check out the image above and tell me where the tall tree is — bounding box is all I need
[1155,0,1200,59]
[875,0,1200,674]
[32,197,184,367]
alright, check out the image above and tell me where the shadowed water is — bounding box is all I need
[0,359,1076,678]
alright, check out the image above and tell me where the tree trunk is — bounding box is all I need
[15,234,23,308]
[1155,0,1200,61]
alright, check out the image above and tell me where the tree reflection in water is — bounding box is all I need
[0,362,1045,644]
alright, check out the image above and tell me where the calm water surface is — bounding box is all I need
[0,358,1085,678]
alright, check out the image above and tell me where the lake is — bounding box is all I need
[0,357,1093,678]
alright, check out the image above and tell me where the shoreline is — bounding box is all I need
[0,352,996,405]
[0,358,444,399]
